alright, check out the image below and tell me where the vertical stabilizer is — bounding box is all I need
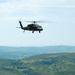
[19,21,24,29]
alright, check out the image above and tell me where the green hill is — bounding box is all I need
[0,53,75,75]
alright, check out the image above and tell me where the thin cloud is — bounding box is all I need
[0,0,75,8]
[0,0,75,21]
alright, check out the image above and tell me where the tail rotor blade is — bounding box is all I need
[16,27,21,28]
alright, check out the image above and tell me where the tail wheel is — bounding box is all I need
[23,30,25,32]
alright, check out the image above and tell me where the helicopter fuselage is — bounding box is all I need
[19,21,43,33]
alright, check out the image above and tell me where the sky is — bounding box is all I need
[0,0,75,47]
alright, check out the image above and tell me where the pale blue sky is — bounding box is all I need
[0,0,75,46]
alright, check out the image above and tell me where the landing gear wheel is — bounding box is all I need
[39,31,41,33]
[32,31,34,33]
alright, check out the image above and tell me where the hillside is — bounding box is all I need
[0,53,75,75]
[0,45,75,59]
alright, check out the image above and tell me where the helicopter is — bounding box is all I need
[18,21,43,33]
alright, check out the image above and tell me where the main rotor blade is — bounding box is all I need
[23,20,55,23]
[25,21,43,23]
[44,21,55,23]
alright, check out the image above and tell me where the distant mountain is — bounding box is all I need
[0,53,75,75]
[0,45,75,59]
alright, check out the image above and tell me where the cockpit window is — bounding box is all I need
[38,26,42,29]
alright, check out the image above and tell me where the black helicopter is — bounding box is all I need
[18,21,43,33]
